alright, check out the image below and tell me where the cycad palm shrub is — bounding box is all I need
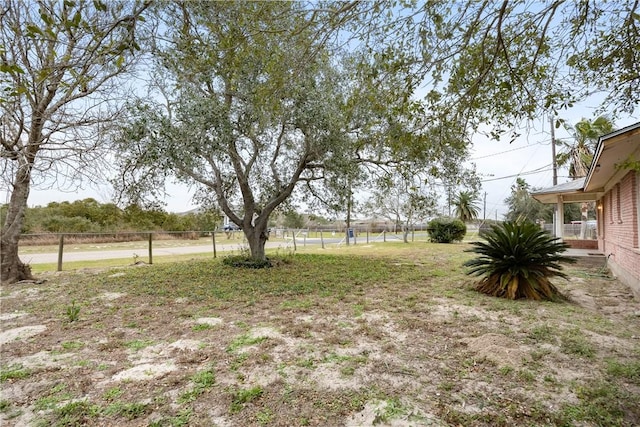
[464,221,576,300]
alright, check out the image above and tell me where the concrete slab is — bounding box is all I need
[565,248,604,257]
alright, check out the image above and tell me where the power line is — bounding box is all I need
[480,164,553,182]
[470,143,543,160]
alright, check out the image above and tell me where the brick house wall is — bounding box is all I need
[598,171,640,295]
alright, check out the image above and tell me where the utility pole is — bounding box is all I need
[483,191,487,221]
[550,116,558,186]
[550,115,560,237]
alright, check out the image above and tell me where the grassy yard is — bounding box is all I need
[1,242,639,426]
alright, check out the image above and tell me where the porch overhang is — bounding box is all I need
[531,178,600,204]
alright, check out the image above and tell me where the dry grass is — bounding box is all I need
[2,242,639,426]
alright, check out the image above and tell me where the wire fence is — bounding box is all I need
[19,228,429,272]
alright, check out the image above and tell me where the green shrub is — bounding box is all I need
[42,215,97,233]
[222,255,272,269]
[427,218,466,243]
[464,221,575,300]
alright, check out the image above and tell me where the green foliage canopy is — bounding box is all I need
[453,191,480,223]
[556,116,615,179]
[504,178,552,224]
[113,2,356,259]
[350,1,640,128]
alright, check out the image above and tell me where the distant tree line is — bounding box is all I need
[0,199,221,234]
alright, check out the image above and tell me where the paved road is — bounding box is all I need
[19,236,389,265]
[20,241,286,265]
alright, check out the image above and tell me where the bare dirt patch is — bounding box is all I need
[1,249,639,426]
[463,333,531,368]
[0,326,47,346]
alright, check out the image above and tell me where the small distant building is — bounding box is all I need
[533,122,640,296]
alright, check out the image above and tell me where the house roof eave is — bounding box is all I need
[531,178,592,204]
[584,122,640,192]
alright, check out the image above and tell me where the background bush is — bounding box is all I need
[1,198,222,234]
[427,217,467,243]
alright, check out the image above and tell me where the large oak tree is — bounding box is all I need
[113,2,445,261]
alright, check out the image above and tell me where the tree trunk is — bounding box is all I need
[245,225,269,261]
[1,166,34,283]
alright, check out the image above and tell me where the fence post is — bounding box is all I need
[148,232,153,265]
[320,230,324,249]
[57,234,64,272]
[383,230,386,242]
[367,230,369,244]
[212,229,217,258]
